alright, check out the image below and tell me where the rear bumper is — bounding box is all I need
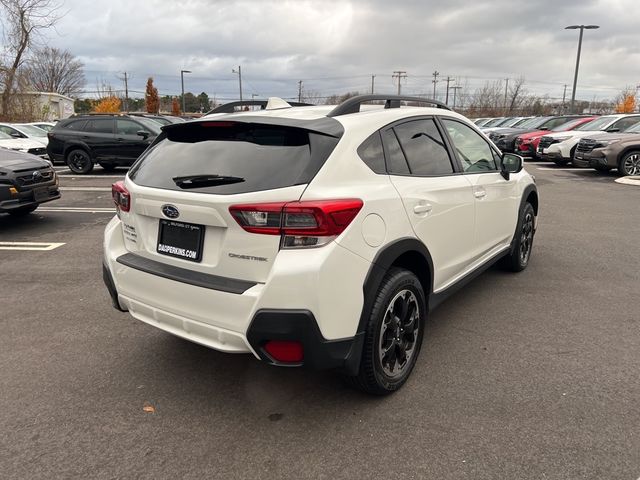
[102,261,363,371]
[102,216,370,371]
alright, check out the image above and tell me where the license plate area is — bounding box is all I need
[157,219,205,262]
[33,187,49,202]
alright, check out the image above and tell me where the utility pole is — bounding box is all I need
[117,72,130,111]
[180,70,191,113]
[123,72,129,111]
[432,71,440,99]
[232,65,243,102]
[298,80,303,102]
[445,76,452,105]
[371,74,376,94]
[392,71,407,95]
[451,86,462,109]
[503,77,510,115]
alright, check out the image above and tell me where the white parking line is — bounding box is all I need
[0,241,65,251]
[59,187,112,191]
[38,207,115,213]
[58,174,125,178]
[536,167,579,171]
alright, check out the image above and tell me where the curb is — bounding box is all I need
[615,176,640,186]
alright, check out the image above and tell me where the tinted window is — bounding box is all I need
[393,119,453,175]
[540,117,577,130]
[116,119,144,135]
[442,119,498,173]
[382,129,410,175]
[134,117,162,135]
[128,122,339,195]
[357,132,385,174]
[85,119,113,134]
[612,116,640,131]
[0,125,20,136]
[63,120,86,131]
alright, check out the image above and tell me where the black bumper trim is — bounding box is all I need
[102,262,127,312]
[247,309,363,374]
[115,252,257,295]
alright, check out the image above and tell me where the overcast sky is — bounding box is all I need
[43,0,640,103]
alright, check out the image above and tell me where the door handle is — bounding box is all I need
[413,203,433,214]
[474,188,486,199]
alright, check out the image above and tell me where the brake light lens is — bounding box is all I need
[229,199,363,249]
[111,181,130,212]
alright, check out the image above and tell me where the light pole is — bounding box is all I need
[232,66,243,102]
[180,70,191,113]
[565,24,599,113]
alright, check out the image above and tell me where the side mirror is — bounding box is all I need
[606,128,619,133]
[10,132,22,138]
[136,130,150,139]
[539,127,549,131]
[500,153,523,180]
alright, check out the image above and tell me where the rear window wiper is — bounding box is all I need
[172,174,245,189]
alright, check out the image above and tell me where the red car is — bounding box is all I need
[515,116,597,158]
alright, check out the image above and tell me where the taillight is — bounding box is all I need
[229,199,363,249]
[111,181,130,212]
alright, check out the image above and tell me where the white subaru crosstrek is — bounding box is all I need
[103,95,538,395]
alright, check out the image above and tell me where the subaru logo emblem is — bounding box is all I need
[161,204,180,219]
[32,170,42,181]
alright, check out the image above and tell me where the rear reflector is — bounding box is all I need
[111,181,130,212]
[229,199,363,248]
[264,340,304,363]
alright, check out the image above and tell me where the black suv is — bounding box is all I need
[47,114,162,174]
[0,149,60,215]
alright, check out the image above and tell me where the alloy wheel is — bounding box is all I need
[622,153,640,176]
[378,289,420,378]
[520,211,534,264]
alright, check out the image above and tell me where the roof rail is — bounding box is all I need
[327,95,451,117]
[205,100,314,115]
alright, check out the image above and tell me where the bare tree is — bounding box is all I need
[507,76,526,113]
[467,80,503,117]
[0,0,62,119]
[27,46,84,96]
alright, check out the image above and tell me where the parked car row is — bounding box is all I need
[473,113,640,176]
[0,122,50,158]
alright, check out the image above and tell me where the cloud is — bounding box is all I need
[46,0,638,101]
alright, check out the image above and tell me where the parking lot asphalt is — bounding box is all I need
[1,164,639,480]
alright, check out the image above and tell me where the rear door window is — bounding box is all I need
[393,119,454,175]
[128,121,340,195]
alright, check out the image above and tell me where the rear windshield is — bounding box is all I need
[128,121,340,195]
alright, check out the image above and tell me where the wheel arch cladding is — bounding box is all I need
[525,188,538,215]
[357,238,434,336]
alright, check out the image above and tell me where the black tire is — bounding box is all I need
[345,268,426,395]
[617,151,640,177]
[66,149,93,174]
[8,205,37,216]
[99,163,117,172]
[553,159,569,167]
[501,202,535,272]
